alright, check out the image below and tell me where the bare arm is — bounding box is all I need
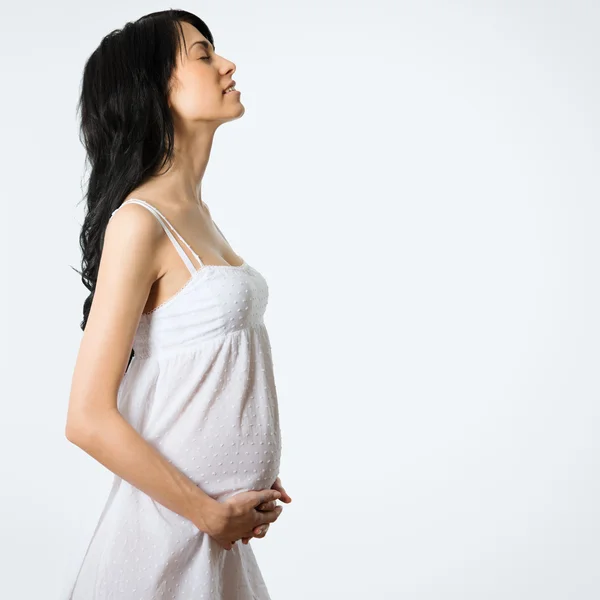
[65,203,218,533]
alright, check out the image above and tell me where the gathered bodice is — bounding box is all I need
[133,261,269,360]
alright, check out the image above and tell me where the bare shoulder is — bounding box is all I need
[106,199,165,239]
[98,201,167,318]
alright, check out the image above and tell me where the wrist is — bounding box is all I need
[189,490,225,533]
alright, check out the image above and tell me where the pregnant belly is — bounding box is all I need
[158,415,281,502]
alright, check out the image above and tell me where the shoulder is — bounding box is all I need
[103,201,166,277]
[106,201,164,242]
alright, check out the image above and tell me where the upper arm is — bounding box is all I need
[66,204,163,435]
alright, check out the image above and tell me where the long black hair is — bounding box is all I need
[73,9,214,364]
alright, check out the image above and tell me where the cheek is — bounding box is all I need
[170,72,219,118]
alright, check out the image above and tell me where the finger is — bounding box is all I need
[257,505,283,527]
[253,491,280,510]
[253,524,269,538]
[271,478,292,503]
[262,490,281,504]
[278,488,292,503]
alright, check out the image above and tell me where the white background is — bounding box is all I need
[1,1,599,598]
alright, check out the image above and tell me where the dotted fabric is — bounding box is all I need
[67,200,282,599]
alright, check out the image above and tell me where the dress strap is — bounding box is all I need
[110,199,204,274]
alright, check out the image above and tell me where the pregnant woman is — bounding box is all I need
[65,9,291,599]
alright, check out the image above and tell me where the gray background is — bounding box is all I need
[0,1,598,598]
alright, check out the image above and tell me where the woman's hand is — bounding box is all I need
[195,488,283,551]
[240,476,293,545]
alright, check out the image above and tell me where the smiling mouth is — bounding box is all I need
[223,84,237,94]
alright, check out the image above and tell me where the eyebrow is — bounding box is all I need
[189,40,214,53]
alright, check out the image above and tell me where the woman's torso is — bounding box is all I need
[109,198,282,501]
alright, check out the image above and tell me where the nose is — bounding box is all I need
[222,59,236,76]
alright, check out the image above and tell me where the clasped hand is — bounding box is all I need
[199,476,292,551]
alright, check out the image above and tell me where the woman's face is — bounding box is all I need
[168,21,244,125]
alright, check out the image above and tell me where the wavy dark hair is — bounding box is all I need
[73,9,214,367]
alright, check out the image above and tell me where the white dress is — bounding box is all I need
[66,199,282,600]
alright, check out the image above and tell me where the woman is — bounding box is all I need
[65,9,291,600]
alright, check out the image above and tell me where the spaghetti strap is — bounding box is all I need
[111,199,204,274]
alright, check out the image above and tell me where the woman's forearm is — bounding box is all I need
[66,407,219,532]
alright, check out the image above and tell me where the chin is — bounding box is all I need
[233,103,245,118]
[221,105,245,123]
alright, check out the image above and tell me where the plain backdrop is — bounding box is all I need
[1,1,598,599]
